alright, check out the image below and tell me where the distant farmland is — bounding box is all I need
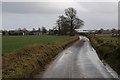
[2,35,70,54]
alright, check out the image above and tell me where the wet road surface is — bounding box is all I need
[35,36,119,78]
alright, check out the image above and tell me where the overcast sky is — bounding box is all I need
[2,2,118,30]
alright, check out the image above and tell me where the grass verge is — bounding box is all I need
[89,35,120,75]
[2,36,79,78]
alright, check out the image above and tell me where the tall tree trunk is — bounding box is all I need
[70,19,74,36]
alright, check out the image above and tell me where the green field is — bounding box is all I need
[2,35,69,54]
[90,34,120,75]
[96,35,118,46]
[2,35,78,78]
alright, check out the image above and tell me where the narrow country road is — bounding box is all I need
[35,36,119,78]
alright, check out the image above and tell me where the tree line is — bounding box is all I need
[2,27,47,35]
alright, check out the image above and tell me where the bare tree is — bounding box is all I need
[65,7,84,35]
[56,7,84,35]
[32,28,36,32]
[41,27,47,34]
[37,28,41,32]
[56,15,69,35]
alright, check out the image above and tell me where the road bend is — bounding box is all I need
[35,36,119,79]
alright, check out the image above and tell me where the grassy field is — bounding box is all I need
[2,35,78,78]
[89,34,120,75]
[2,35,70,54]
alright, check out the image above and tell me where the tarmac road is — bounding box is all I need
[35,36,119,79]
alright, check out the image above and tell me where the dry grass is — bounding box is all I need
[2,36,78,78]
[89,35,120,75]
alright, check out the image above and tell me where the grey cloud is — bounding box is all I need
[2,2,118,30]
[2,2,117,14]
[79,2,117,14]
[2,2,65,14]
